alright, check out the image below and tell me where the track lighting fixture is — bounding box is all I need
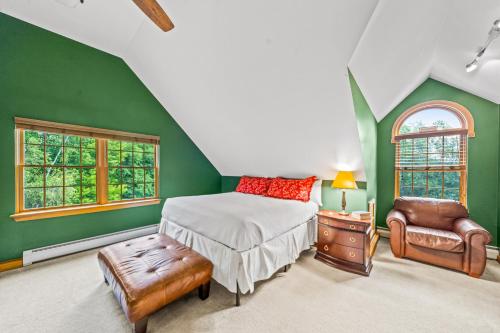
[465,19,500,72]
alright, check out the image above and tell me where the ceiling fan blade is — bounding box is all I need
[132,0,174,32]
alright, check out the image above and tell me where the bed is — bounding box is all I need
[158,191,318,300]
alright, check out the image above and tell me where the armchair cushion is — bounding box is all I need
[394,197,468,230]
[406,226,464,253]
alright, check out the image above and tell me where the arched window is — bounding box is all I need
[392,101,475,205]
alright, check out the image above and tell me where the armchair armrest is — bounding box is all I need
[386,209,407,228]
[386,209,407,258]
[453,218,492,278]
[453,218,491,244]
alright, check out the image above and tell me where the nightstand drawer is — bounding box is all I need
[319,243,364,265]
[318,216,366,232]
[318,224,334,243]
[318,224,364,249]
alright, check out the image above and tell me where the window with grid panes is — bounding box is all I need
[13,118,160,221]
[107,140,157,201]
[396,134,465,201]
[23,131,97,209]
[392,102,474,205]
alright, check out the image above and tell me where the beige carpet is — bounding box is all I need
[1,239,499,333]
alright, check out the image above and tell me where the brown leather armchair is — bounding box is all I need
[386,197,492,277]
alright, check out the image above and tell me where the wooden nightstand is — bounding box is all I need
[315,210,373,276]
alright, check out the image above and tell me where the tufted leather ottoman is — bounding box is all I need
[98,234,213,333]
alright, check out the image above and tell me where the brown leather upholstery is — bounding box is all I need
[394,197,468,230]
[98,234,213,327]
[406,226,464,253]
[387,197,491,277]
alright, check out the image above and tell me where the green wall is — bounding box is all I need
[320,181,367,212]
[220,176,241,193]
[349,71,377,204]
[0,14,221,261]
[376,78,499,246]
[221,177,368,212]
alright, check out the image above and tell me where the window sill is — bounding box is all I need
[10,199,161,222]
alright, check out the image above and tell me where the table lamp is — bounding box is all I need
[332,171,357,215]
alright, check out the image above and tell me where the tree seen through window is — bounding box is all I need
[107,140,156,201]
[23,130,97,209]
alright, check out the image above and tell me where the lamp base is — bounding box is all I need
[339,191,349,216]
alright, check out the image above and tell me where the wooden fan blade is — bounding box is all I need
[132,0,174,32]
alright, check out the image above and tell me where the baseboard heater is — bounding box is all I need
[23,224,159,266]
[376,227,499,260]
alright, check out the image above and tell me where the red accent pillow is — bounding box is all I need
[236,176,272,195]
[266,176,317,202]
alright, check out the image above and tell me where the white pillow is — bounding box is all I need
[309,179,323,206]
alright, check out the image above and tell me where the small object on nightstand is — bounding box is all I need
[315,210,373,276]
[351,211,371,220]
[331,171,357,215]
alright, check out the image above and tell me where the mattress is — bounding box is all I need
[161,192,319,251]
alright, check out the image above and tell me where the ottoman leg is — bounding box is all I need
[198,281,211,300]
[134,317,148,333]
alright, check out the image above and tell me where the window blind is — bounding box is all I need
[395,131,467,171]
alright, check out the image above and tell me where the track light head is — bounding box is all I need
[465,59,479,73]
[465,19,500,72]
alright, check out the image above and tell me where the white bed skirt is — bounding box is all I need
[159,217,317,294]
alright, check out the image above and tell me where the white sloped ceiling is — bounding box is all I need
[349,0,500,120]
[348,0,450,121]
[431,0,500,104]
[123,0,378,179]
[3,0,500,179]
[0,0,144,57]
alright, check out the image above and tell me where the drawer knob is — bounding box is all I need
[349,224,356,230]
[349,237,356,243]
[324,245,329,251]
[349,252,356,258]
[323,230,329,236]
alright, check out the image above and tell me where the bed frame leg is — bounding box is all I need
[235,282,241,307]
[284,264,288,273]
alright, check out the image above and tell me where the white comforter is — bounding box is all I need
[161,192,318,251]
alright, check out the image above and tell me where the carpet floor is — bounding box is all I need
[1,238,499,333]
